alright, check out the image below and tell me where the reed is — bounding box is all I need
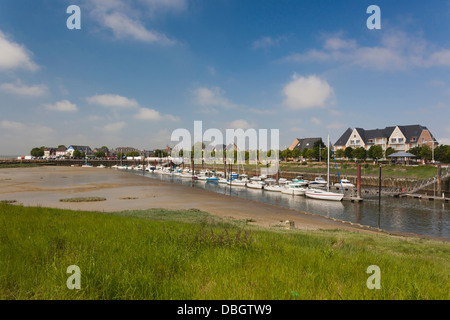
[0,203,448,300]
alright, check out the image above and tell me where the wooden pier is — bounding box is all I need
[400,193,450,203]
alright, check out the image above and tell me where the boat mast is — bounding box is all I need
[327,134,330,192]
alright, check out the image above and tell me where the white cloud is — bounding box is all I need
[0,120,26,131]
[228,119,254,130]
[134,107,179,121]
[87,94,139,108]
[44,100,78,112]
[0,81,47,97]
[282,74,335,110]
[284,31,450,70]
[102,121,127,132]
[192,87,238,112]
[86,0,181,45]
[0,30,38,71]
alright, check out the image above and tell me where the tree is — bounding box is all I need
[291,148,301,160]
[30,147,44,157]
[419,145,432,161]
[302,148,309,159]
[344,147,354,160]
[385,147,396,158]
[368,145,383,161]
[408,146,422,159]
[58,145,66,149]
[280,148,291,160]
[435,145,450,163]
[73,150,81,158]
[335,149,345,159]
[352,147,367,161]
[321,147,328,161]
[306,148,316,160]
[95,151,106,158]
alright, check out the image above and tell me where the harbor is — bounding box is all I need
[122,165,450,239]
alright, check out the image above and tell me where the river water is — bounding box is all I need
[135,171,449,239]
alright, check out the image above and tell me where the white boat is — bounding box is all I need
[97,164,106,168]
[82,164,93,168]
[180,172,194,178]
[305,135,344,201]
[246,181,265,189]
[334,179,355,188]
[196,174,208,181]
[305,188,344,201]
[112,165,118,169]
[281,183,307,195]
[227,179,247,187]
[264,184,282,192]
[218,178,228,184]
[309,177,327,187]
[292,178,309,186]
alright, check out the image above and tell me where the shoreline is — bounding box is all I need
[0,166,448,242]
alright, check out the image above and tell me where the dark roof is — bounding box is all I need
[68,145,91,150]
[388,152,416,158]
[334,128,353,146]
[335,125,436,146]
[293,137,322,151]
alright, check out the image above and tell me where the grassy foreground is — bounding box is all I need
[0,203,448,300]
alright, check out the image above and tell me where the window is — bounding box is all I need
[368,139,374,143]
[398,138,404,143]
[391,138,397,143]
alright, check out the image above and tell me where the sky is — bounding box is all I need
[1,0,450,155]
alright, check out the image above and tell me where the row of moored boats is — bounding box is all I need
[111,164,354,201]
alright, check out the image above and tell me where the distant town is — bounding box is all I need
[19,124,450,164]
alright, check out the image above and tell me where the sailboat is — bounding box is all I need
[305,135,344,201]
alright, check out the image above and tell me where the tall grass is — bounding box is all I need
[0,203,448,300]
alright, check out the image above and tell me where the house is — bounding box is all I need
[43,147,56,158]
[113,147,141,156]
[288,137,322,152]
[66,145,92,156]
[55,147,67,157]
[334,125,438,153]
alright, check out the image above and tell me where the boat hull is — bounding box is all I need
[305,190,344,201]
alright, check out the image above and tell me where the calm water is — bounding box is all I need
[134,171,449,239]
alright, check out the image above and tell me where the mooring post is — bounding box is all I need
[437,165,442,194]
[357,163,361,199]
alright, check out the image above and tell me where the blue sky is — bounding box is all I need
[1,0,450,155]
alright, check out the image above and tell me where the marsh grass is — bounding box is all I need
[0,203,448,300]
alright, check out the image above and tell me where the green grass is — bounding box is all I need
[0,203,448,300]
[276,163,439,179]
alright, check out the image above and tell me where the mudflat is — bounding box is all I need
[0,166,383,234]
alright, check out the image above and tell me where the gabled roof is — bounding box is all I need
[334,128,353,146]
[293,137,322,151]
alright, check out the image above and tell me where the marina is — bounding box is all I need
[125,166,450,239]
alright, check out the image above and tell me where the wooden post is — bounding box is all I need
[437,165,442,194]
[357,163,361,199]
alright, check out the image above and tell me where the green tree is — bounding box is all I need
[385,147,396,158]
[73,150,81,158]
[95,151,106,158]
[408,146,422,159]
[335,149,345,159]
[419,145,432,161]
[320,147,328,161]
[368,145,383,161]
[280,148,291,160]
[30,147,44,157]
[58,145,66,149]
[302,148,309,159]
[306,148,316,160]
[352,147,367,161]
[291,148,301,159]
[344,147,354,160]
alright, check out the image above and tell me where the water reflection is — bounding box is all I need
[137,171,449,238]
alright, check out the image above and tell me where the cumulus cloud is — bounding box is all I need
[0,81,47,97]
[44,100,78,112]
[282,74,335,110]
[134,107,179,121]
[86,94,139,108]
[192,87,238,113]
[228,119,254,130]
[284,31,450,70]
[86,0,182,45]
[102,121,127,132]
[0,30,38,71]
